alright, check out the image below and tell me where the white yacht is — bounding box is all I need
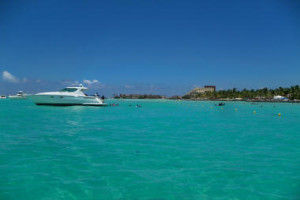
[29,84,106,106]
[8,91,27,100]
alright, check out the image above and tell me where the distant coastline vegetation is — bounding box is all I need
[182,85,300,100]
[114,94,166,99]
[114,85,300,101]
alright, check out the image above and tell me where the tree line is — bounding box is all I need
[182,85,300,100]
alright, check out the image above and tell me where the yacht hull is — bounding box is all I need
[29,95,106,106]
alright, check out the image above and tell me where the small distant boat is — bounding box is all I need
[215,102,225,106]
[8,91,27,100]
[29,84,107,106]
[0,95,6,99]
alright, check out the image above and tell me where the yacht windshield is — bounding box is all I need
[60,88,78,92]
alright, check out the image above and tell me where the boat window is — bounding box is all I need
[60,88,77,92]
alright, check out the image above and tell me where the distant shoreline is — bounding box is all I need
[186,99,300,103]
[112,98,300,103]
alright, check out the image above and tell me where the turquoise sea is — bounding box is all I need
[0,99,299,200]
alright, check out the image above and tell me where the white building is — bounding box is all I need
[273,95,288,100]
[186,86,216,96]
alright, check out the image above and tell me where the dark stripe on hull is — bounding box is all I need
[35,103,107,106]
[36,103,82,106]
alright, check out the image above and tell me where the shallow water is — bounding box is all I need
[0,99,299,200]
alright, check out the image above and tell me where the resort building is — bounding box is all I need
[273,95,288,100]
[186,85,216,96]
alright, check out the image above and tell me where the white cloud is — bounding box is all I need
[2,71,19,83]
[83,79,100,86]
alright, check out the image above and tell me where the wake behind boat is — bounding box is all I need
[29,84,106,106]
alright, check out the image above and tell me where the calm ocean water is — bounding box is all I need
[0,99,299,200]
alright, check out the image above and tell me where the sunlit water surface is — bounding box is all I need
[0,99,299,200]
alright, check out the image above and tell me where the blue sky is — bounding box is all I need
[1,0,299,96]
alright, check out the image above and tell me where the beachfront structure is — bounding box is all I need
[186,85,216,96]
[273,95,288,100]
